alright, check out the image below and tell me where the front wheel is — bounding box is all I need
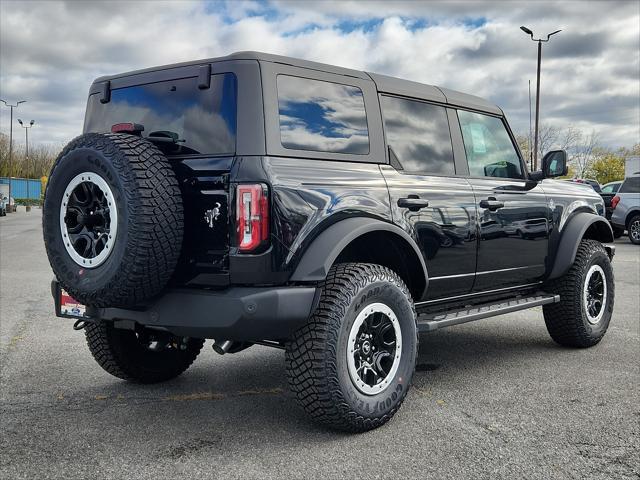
[85,322,204,383]
[543,240,614,347]
[285,263,418,432]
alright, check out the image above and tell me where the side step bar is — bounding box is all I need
[417,293,560,333]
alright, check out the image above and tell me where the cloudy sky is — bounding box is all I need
[1,0,638,150]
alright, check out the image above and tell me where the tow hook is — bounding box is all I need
[73,319,89,331]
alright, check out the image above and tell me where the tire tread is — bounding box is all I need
[285,263,417,432]
[543,239,614,348]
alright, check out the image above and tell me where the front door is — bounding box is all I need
[379,95,478,300]
[456,110,549,291]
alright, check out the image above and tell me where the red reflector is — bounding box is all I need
[236,184,269,252]
[111,123,144,134]
[611,195,620,210]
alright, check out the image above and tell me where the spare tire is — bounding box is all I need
[43,133,183,307]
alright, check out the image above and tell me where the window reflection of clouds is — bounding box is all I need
[457,111,522,179]
[277,75,369,154]
[85,74,236,155]
[381,96,454,175]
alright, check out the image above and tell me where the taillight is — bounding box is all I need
[611,195,620,210]
[236,184,269,252]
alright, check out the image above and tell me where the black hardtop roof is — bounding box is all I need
[93,51,502,115]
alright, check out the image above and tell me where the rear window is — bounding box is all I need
[84,73,237,155]
[619,176,640,193]
[277,75,369,154]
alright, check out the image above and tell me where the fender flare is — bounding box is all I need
[548,212,614,280]
[290,217,429,297]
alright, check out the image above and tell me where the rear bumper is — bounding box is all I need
[52,280,319,341]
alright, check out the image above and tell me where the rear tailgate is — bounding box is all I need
[174,157,234,286]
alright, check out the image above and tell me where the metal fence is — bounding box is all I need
[0,177,42,199]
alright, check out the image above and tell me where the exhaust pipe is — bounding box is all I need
[211,339,233,355]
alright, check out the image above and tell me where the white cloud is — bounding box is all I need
[0,0,638,150]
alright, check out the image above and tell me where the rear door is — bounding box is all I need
[455,110,549,291]
[379,95,478,300]
[84,62,251,286]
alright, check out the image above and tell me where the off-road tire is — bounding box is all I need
[85,322,204,383]
[627,214,640,245]
[43,133,183,307]
[543,240,614,348]
[285,263,418,432]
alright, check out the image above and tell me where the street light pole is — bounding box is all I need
[18,119,35,202]
[1,99,26,210]
[520,26,561,171]
[528,79,533,171]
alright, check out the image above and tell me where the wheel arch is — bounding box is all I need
[624,208,640,229]
[548,212,614,280]
[290,217,428,301]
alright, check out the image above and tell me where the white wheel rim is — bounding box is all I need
[59,172,118,268]
[346,302,402,396]
[583,264,607,325]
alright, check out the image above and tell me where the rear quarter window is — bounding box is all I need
[276,75,369,154]
[380,95,454,175]
[84,73,237,156]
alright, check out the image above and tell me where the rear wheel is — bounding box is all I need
[85,322,204,383]
[628,214,640,245]
[543,240,614,347]
[285,263,417,432]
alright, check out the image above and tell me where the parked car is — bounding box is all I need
[611,175,640,244]
[568,178,602,192]
[42,52,615,432]
[600,180,624,236]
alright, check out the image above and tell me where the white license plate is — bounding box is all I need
[59,289,87,318]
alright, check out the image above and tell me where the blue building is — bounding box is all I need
[0,177,42,200]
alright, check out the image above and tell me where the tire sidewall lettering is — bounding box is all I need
[338,276,416,418]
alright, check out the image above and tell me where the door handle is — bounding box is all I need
[479,198,504,211]
[398,196,430,212]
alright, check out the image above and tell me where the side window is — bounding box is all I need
[380,96,455,175]
[457,110,523,179]
[619,176,640,193]
[277,75,369,154]
[602,183,620,194]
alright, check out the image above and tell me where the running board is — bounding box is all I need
[417,293,560,332]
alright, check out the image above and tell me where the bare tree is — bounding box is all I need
[571,130,599,178]
[0,132,60,178]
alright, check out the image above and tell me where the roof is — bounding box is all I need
[94,51,502,115]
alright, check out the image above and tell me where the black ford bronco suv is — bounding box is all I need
[44,52,615,432]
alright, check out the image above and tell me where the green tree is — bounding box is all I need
[586,151,625,184]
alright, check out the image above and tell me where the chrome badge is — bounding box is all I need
[204,203,222,229]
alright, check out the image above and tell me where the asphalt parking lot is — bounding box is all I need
[1,210,638,479]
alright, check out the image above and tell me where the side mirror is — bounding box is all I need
[541,150,568,178]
